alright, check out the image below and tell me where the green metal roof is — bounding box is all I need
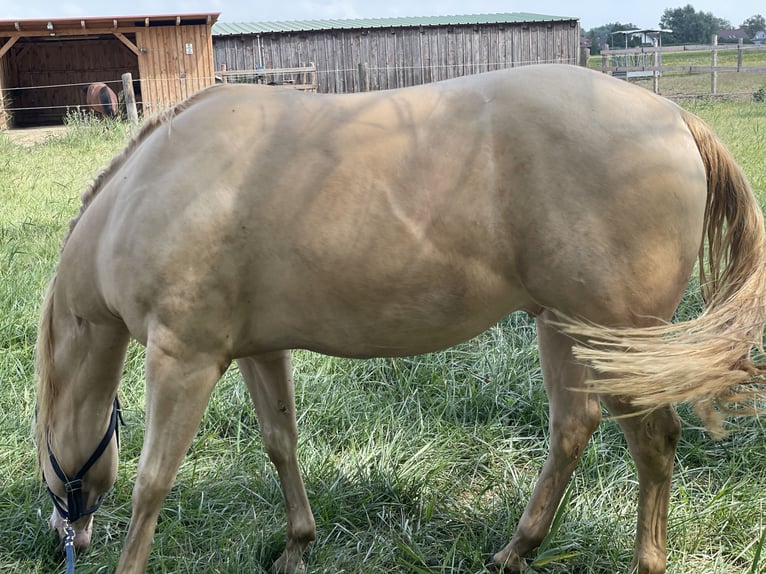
[212,13,577,35]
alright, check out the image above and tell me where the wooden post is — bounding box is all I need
[357,62,369,92]
[308,62,316,91]
[121,72,139,126]
[220,63,228,84]
[579,46,590,68]
[711,34,718,95]
[601,44,609,74]
[652,38,660,94]
[737,38,743,72]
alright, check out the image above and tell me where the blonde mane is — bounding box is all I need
[35,85,222,467]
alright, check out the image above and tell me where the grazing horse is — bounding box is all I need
[36,64,766,574]
[83,82,118,118]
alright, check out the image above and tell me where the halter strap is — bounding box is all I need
[45,397,123,524]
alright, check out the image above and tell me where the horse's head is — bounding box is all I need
[35,278,126,552]
[40,397,122,552]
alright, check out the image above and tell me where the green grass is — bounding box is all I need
[1,103,765,573]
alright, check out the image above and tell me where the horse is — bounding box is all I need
[83,82,118,118]
[35,64,766,574]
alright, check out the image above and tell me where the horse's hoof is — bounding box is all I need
[489,550,527,573]
[270,553,306,574]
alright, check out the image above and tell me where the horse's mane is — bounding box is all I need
[35,85,222,468]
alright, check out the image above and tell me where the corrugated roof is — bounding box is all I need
[212,13,576,35]
[0,13,219,35]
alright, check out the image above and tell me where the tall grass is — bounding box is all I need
[0,101,764,573]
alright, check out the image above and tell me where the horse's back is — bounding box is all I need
[62,65,708,357]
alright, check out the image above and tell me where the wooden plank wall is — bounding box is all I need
[213,21,580,93]
[2,37,138,126]
[2,38,138,126]
[136,24,215,113]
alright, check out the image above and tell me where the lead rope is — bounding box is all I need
[63,520,76,574]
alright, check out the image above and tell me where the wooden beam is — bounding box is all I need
[4,27,137,38]
[0,35,19,59]
[113,32,141,57]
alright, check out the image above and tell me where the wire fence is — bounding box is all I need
[2,55,764,123]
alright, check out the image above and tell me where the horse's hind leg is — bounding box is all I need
[237,351,315,574]
[493,310,601,571]
[601,397,680,574]
[116,339,228,574]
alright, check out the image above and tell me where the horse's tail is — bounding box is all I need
[99,86,118,118]
[560,110,766,437]
[34,274,57,471]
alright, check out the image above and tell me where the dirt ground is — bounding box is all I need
[3,125,67,146]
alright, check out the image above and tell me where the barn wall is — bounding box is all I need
[2,37,138,126]
[0,39,10,128]
[136,24,215,113]
[213,21,580,93]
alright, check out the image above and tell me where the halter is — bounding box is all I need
[45,396,123,525]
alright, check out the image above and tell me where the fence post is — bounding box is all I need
[357,62,369,92]
[601,44,609,74]
[220,63,228,84]
[121,72,139,126]
[737,38,743,72]
[652,38,660,94]
[308,62,316,91]
[711,34,718,95]
[580,45,590,67]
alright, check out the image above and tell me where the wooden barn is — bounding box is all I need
[212,13,581,94]
[0,13,219,128]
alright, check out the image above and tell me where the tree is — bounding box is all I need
[659,4,730,44]
[742,15,766,39]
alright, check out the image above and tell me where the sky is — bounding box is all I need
[1,1,763,32]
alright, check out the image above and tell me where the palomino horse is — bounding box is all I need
[36,64,766,574]
[83,82,118,118]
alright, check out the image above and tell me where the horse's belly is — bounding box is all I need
[241,278,532,359]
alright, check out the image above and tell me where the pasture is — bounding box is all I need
[1,96,765,574]
[592,47,766,98]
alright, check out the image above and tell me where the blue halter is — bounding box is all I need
[44,397,123,573]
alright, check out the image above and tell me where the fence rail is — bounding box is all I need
[598,35,766,95]
[218,64,317,92]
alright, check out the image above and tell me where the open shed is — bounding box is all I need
[0,13,219,128]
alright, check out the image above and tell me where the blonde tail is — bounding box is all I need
[561,111,766,437]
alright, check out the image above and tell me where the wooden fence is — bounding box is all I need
[600,36,766,95]
[218,63,317,92]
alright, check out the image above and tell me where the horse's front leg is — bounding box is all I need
[116,340,227,574]
[238,352,316,574]
[492,311,602,571]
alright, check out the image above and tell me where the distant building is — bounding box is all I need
[717,28,747,43]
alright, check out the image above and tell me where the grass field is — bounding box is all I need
[1,93,765,574]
